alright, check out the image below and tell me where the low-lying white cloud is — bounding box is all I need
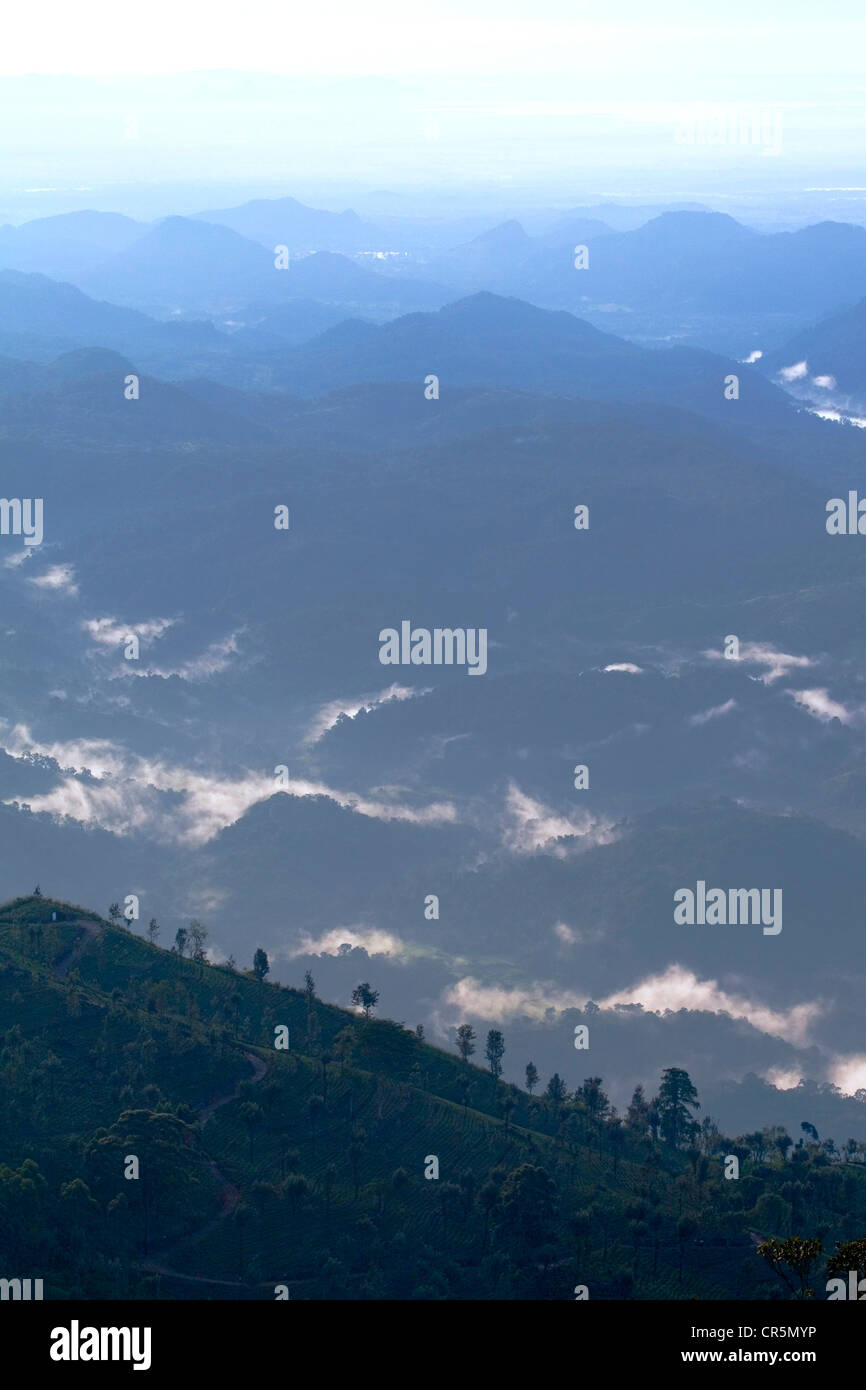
[28,563,78,596]
[787,687,856,724]
[289,926,414,960]
[4,549,32,569]
[688,698,738,726]
[129,632,243,680]
[0,722,457,844]
[809,407,866,428]
[763,1066,803,1091]
[84,616,176,647]
[441,975,587,1022]
[778,360,809,382]
[705,640,813,685]
[827,1054,866,1096]
[604,662,643,674]
[503,781,617,856]
[599,964,821,1047]
[304,683,425,745]
[1,723,125,777]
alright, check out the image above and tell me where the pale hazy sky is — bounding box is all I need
[1,1,864,212]
[4,0,865,78]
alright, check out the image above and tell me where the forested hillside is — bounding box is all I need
[2,893,864,1300]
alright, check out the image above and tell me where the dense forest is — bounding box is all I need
[1,892,865,1300]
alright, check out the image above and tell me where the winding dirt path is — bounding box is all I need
[141,1050,270,1284]
[48,924,272,1290]
[198,1052,268,1126]
[53,919,103,977]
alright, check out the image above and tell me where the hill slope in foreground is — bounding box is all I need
[1,894,863,1301]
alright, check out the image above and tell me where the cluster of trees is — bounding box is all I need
[455,1024,506,1078]
[454,1022,703,1147]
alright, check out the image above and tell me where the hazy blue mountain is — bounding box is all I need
[419,212,866,355]
[426,219,541,290]
[194,193,386,252]
[71,220,450,319]
[529,201,712,233]
[0,268,228,365]
[0,210,147,279]
[271,291,795,427]
[761,297,866,412]
[532,216,616,249]
[430,213,866,320]
[74,215,278,314]
[0,348,273,447]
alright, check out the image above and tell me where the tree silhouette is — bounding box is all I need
[187,917,208,961]
[253,948,269,980]
[525,1062,539,1095]
[188,920,208,961]
[485,1029,505,1079]
[455,1023,476,1063]
[499,1164,557,1252]
[351,982,379,1018]
[545,1073,569,1109]
[758,1235,823,1299]
[626,1083,650,1136]
[827,1237,866,1284]
[658,1067,700,1147]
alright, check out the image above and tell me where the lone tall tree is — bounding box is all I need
[253,948,270,980]
[657,1067,700,1147]
[545,1073,569,1109]
[485,1029,505,1080]
[456,1024,476,1064]
[525,1061,539,1095]
[188,920,208,961]
[626,1083,650,1135]
[351,982,379,1018]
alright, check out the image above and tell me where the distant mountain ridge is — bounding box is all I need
[271,290,796,427]
[193,194,386,252]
